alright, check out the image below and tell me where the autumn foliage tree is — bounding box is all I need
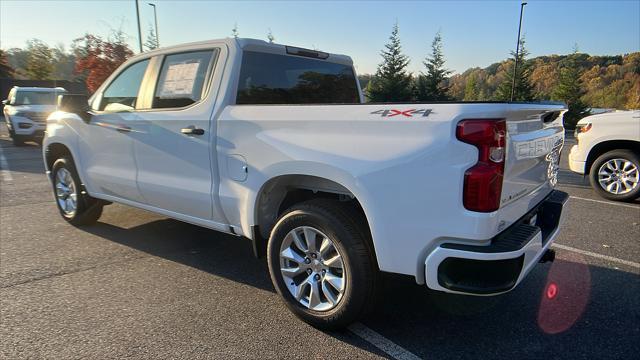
[73,32,133,93]
[0,49,15,78]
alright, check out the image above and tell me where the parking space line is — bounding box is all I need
[348,322,422,360]
[0,144,13,182]
[569,196,640,210]
[553,243,640,269]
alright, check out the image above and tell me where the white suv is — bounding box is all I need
[569,110,640,201]
[2,87,66,146]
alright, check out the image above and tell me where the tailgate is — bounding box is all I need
[501,108,566,208]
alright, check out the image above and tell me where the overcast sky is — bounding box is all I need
[1,0,639,74]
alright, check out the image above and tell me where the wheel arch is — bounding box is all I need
[585,140,640,174]
[250,173,377,266]
[43,141,88,188]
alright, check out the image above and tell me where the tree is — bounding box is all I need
[51,43,76,80]
[495,38,534,101]
[144,25,159,51]
[366,22,413,102]
[267,29,275,43]
[24,39,53,80]
[464,73,479,101]
[415,31,451,101]
[74,31,134,93]
[553,51,591,128]
[232,23,239,39]
[0,49,15,78]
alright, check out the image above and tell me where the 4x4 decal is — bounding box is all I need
[370,109,433,117]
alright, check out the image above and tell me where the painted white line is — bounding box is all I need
[0,144,13,182]
[348,322,422,360]
[553,243,640,269]
[569,196,640,210]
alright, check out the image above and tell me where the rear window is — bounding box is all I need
[236,51,359,105]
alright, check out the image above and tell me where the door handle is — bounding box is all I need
[115,125,131,133]
[181,127,205,136]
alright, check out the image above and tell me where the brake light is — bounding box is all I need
[456,119,506,212]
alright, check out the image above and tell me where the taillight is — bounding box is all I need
[456,119,506,212]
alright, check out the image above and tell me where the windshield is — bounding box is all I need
[14,91,61,105]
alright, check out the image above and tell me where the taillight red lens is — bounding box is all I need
[456,119,506,212]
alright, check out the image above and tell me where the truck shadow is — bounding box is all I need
[83,217,640,359]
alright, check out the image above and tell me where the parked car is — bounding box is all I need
[2,86,67,146]
[569,110,640,201]
[43,38,568,329]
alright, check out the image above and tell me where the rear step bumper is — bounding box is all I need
[424,190,569,295]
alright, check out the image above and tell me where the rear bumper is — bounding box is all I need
[424,190,568,295]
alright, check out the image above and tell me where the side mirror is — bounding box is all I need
[58,94,91,122]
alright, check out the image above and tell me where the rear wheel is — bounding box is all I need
[51,157,103,225]
[267,199,378,329]
[589,149,640,201]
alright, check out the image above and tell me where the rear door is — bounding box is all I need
[130,49,225,223]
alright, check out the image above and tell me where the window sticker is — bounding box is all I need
[159,60,201,98]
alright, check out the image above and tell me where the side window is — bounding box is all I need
[99,59,150,111]
[152,50,215,109]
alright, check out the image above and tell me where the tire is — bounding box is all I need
[589,149,640,201]
[267,199,378,330]
[10,131,26,147]
[51,157,103,226]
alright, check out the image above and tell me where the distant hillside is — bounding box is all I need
[448,52,639,109]
[359,52,639,109]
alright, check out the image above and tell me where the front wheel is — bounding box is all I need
[589,149,640,201]
[9,130,26,146]
[267,199,378,330]
[51,157,103,225]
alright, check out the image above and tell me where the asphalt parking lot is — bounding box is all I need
[1,124,638,359]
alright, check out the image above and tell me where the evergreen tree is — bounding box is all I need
[367,22,413,102]
[144,25,159,51]
[496,38,534,101]
[415,31,451,101]
[464,73,479,101]
[553,51,591,129]
[24,39,53,80]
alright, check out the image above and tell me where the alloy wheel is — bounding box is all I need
[597,158,639,195]
[279,226,346,311]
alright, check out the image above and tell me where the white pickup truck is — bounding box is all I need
[44,38,568,329]
[569,110,640,201]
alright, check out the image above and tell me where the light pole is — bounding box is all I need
[135,0,143,52]
[510,1,527,102]
[148,2,159,47]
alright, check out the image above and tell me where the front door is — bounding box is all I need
[78,59,150,203]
